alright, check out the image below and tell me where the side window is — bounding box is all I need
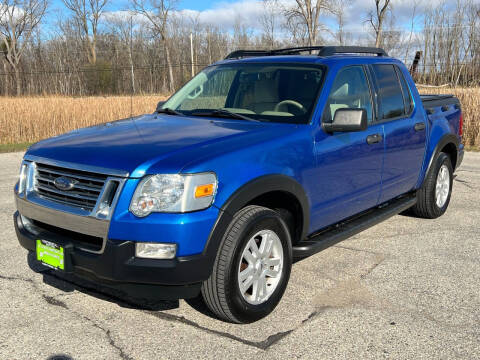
[323,65,373,124]
[396,66,413,114]
[372,64,405,120]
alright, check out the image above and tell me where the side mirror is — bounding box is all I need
[156,101,166,112]
[323,108,367,133]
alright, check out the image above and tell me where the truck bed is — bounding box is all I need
[421,94,460,112]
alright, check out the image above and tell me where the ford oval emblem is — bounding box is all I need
[53,176,77,191]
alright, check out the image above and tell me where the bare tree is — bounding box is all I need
[131,0,176,93]
[283,10,308,45]
[61,0,109,65]
[105,12,137,93]
[284,0,330,46]
[233,17,251,49]
[403,1,419,63]
[2,0,480,96]
[330,0,352,45]
[367,0,391,48]
[0,0,47,95]
[261,0,279,49]
[418,0,480,86]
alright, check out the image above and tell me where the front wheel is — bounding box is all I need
[411,152,453,219]
[201,205,292,323]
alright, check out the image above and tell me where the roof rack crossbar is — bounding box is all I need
[224,46,388,60]
[274,46,325,54]
[224,47,326,59]
[224,50,273,59]
[318,46,387,57]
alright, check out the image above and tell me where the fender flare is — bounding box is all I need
[423,134,459,184]
[201,175,310,269]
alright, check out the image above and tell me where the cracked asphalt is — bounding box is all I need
[1,151,479,359]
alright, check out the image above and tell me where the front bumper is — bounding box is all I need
[14,208,217,300]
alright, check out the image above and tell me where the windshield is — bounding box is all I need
[162,63,325,124]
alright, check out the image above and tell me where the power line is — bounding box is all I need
[1,61,479,77]
[0,63,211,76]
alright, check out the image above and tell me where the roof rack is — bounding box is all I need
[318,46,387,57]
[224,46,388,60]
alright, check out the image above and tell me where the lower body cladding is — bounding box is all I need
[14,198,220,300]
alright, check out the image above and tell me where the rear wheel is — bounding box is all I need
[201,205,292,323]
[411,152,453,219]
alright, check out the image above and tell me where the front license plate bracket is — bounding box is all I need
[36,239,65,270]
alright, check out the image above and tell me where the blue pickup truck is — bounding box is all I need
[14,46,464,323]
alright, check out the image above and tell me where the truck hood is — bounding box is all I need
[26,113,281,176]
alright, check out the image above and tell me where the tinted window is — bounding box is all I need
[372,64,405,120]
[396,67,413,114]
[163,64,325,124]
[323,65,373,124]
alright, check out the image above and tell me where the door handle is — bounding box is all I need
[366,133,383,145]
[414,122,426,131]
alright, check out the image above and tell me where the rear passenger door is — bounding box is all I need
[370,64,427,203]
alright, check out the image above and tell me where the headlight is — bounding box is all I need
[129,173,217,217]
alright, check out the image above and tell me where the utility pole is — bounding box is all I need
[130,16,135,118]
[130,16,135,95]
[190,32,194,78]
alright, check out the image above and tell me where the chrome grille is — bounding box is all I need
[34,163,108,212]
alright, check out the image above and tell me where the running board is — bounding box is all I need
[292,194,417,259]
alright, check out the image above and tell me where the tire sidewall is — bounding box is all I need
[430,153,453,217]
[225,211,292,323]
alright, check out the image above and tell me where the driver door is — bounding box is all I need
[310,65,385,231]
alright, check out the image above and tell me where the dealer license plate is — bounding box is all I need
[36,239,64,270]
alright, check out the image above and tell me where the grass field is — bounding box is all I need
[417,87,480,148]
[0,95,166,149]
[0,89,479,152]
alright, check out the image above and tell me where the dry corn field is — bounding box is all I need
[0,89,479,147]
[0,95,167,145]
[417,87,480,148]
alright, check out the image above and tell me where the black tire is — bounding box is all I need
[274,208,296,244]
[411,152,453,219]
[201,205,292,323]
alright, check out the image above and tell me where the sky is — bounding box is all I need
[46,0,480,35]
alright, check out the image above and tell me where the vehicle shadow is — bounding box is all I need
[27,252,179,312]
[46,355,73,360]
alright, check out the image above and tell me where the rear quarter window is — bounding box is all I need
[372,64,405,120]
[396,67,414,114]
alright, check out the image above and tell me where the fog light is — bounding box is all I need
[135,242,176,259]
[20,214,38,234]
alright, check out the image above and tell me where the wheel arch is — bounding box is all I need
[201,175,310,269]
[422,134,459,186]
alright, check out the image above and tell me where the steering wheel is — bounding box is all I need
[274,100,306,114]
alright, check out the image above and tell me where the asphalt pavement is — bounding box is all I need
[0,151,479,359]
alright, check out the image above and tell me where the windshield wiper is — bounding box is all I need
[157,107,183,116]
[191,109,259,122]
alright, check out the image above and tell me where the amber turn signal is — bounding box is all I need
[195,184,214,198]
